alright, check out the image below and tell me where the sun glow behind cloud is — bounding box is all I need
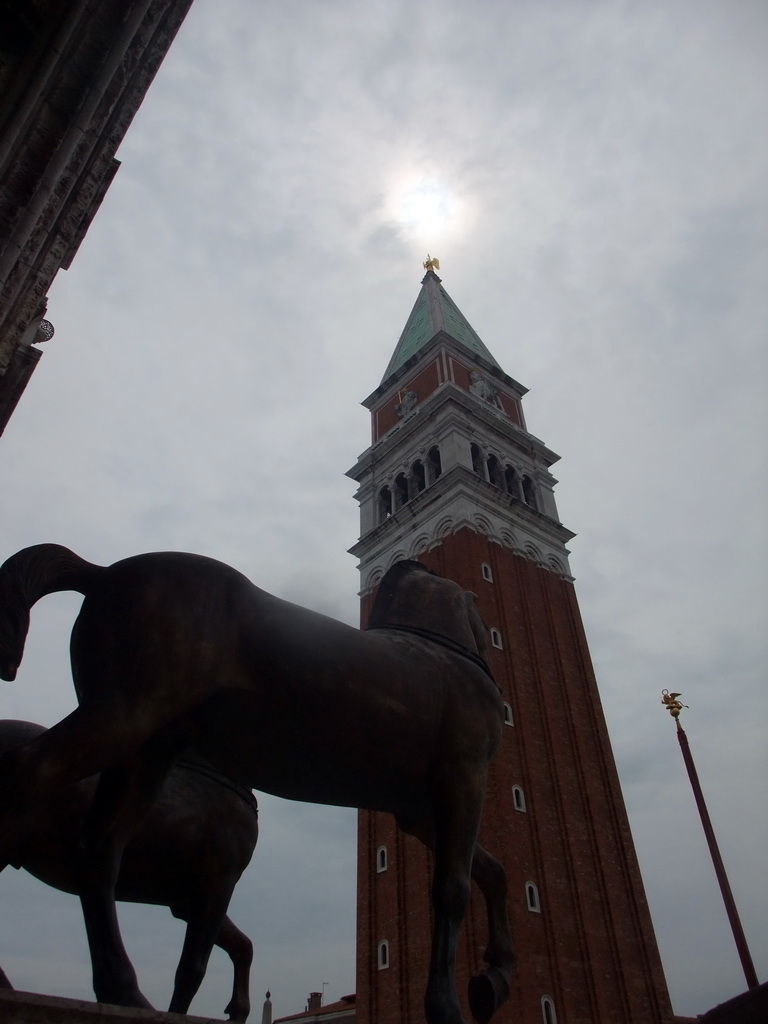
[385,174,470,242]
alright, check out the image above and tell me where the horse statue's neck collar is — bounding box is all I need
[366,622,496,683]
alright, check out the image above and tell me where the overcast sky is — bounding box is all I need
[1,1,766,1020]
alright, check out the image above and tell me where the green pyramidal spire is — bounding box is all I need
[381,268,501,383]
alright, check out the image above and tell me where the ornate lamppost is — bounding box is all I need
[661,691,759,990]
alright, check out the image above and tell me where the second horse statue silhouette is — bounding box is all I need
[0,718,257,1019]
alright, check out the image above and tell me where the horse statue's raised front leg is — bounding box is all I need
[214,917,253,1023]
[467,844,514,1024]
[168,876,244,1017]
[401,804,513,1024]
[422,778,487,1024]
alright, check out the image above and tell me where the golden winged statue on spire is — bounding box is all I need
[661,690,689,719]
[423,254,440,272]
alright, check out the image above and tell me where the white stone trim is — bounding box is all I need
[349,379,575,592]
[352,466,574,593]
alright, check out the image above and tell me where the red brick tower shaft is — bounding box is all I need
[347,267,673,1024]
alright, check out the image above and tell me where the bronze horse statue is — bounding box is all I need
[0,546,514,1024]
[0,718,258,1021]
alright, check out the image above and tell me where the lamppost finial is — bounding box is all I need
[661,689,688,723]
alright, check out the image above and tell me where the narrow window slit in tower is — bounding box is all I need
[377,939,390,969]
[526,883,541,912]
[542,996,557,1024]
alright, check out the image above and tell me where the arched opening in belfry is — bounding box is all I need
[522,475,538,510]
[411,459,426,494]
[394,473,409,510]
[377,486,392,523]
[487,453,503,489]
[471,443,484,477]
[427,445,442,482]
[505,464,521,498]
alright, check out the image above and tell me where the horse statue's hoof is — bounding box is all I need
[468,966,510,1024]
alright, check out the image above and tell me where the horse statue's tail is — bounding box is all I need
[0,544,103,682]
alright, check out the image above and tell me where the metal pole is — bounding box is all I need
[661,691,759,990]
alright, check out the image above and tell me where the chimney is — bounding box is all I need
[260,990,272,1024]
[307,992,322,1012]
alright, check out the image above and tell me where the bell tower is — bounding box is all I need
[347,264,674,1024]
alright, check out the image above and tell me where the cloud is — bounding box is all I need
[1,0,766,1018]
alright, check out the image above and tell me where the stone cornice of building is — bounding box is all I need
[348,380,561,482]
[0,0,194,422]
[0,339,42,436]
[362,329,528,411]
[1,4,187,355]
[348,463,575,592]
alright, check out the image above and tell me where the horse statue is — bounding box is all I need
[0,718,258,1021]
[0,546,514,1024]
